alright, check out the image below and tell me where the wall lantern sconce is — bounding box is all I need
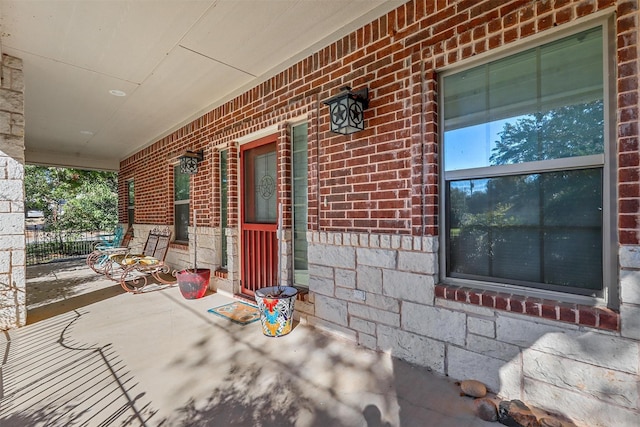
[179,150,204,175]
[323,86,369,134]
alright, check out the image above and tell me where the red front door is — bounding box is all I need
[240,136,278,296]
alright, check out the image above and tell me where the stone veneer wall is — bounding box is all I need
[304,231,640,426]
[0,54,26,329]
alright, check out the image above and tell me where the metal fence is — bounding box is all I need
[26,229,114,265]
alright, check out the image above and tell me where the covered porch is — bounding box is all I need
[0,259,492,426]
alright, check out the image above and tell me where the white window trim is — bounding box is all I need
[437,17,617,308]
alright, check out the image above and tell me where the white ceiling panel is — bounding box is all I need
[1,0,213,82]
[87,45,253,159]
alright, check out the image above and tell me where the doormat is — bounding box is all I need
[208,301,261,325]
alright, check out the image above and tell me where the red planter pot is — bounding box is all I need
[176,268,211,299]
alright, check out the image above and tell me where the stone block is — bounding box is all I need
[377,324,445,373]
[401,236,413,250]
[397,250,436,274]
[314,294,348,326]
[0,251,9,273]
[496,314,574,348]
[421,236,438,252]
[382,269,434,304]
[0,273,10,289]
[620,270,640,304]
[308,243,355,269]
[620,245,640,268]
[11,201,23,212]
[7,159,24,180]
[11,124,24,137]
[523,349,638,408]
[307,316,357,342]
[1,67,10,90]
[336,286,400,313]
[356,265,382,294]
[294,299,314,316]
[620,304,640,340]
[523,377,639,427]
[402,302,466,346]
[0,111,10,134]
[333,233,342,245]
[348,302,400,327]
[11,267,25,289]
[2,55,23,69]
[526,330,639,375]
[341,233,351,246]
[467,317,495,338]
[311,265,334,279]
[414,236,423,251]
[447,345,504,393]
[362,292,400,312]
[0,181,24,203]
[466,334,520,362]
[0,235,25,250]
[498,357,523,399]
[0,88,23,113]
[357,332,377,350]
[309,275,335,297]
[335,268,356,289]
[436,298,497,317]
[0,135,26,162]
[356,247,396,268]
[12,249,25,266]
[350,316,376,335]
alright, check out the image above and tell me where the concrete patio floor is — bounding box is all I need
[0,259,496,426]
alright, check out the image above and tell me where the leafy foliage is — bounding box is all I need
[489,101,604,165]
[24,165,118,231]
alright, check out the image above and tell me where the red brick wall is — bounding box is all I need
[119,0,639,245]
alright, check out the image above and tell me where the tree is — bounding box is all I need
[24,165,118,231]
[489,100,604,165]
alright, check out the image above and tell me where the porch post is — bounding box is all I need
[0,53,26,329]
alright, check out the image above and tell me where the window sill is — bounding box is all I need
[170,242,189,250]
[435,284,619,331]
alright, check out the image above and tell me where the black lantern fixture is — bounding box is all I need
[323,86,369,134]
[179,150,204,175]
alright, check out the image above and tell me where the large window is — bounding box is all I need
[441,25,612,298]
[174,165,190,242]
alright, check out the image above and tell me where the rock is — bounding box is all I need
[474,398,498,422]
[460,379,487,398]
[538,417,563,427]
[498,400,540,427]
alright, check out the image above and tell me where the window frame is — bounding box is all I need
[438,18,617,307]
[291,121,309,287]
[127,179,134,227]
[173,164,190,243]
[219,149,228,268]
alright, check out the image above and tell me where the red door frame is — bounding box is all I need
[239,134,279,297]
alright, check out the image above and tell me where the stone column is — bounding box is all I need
[0,54,26,329]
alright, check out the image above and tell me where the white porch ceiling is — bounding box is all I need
[0,0,404,171]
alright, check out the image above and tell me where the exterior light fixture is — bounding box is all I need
[179,150,204,174]
[323,86,369,134]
